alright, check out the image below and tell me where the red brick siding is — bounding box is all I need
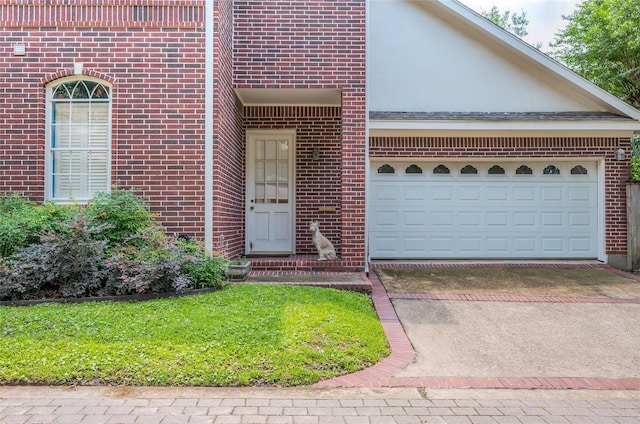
[244,106,342,256]
[0,2,207,239]
[234,1,367,267]
[212,0,245,258]
[370,136,631,256]
[0,1,202,29]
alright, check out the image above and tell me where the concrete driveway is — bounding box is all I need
[393,300,640,378]
[378,264,640,387]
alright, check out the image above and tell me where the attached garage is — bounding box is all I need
[369,160,602,260]
[365,0,640,268]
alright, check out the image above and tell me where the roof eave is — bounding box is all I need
[369,119,640,138]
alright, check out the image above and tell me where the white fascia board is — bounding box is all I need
[369,119,640,138]
[431,0,640,121]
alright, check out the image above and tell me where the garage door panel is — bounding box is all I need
[374,210,398,227]
[459,237,482,254]
[430,211,454,226]
[431,237,455,253]
[541,186,564,201]
[459,186,481,200]
[404,211,426,226]
[404,187,426,200]
[431,186,453,200]
[404,236,429,254]
[370,160,599,259]
[541,212,563,226]
[486,212,508,226]
[541,237,564,253]
[372,185,399,201]
[568,211,592,227]
[373,236,399,255]
[486,186,508,200]
[514,237,536,253]
[569,186,592,201]
[513,212,536,227]
[459,211,481,226]
[486,237,509,253]
[569,237,593,253]
[513,186,537,201]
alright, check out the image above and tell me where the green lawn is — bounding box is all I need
[0,285,389,386]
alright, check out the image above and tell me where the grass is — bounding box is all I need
[0,285,389,386]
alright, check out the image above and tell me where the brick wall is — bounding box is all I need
[370,136,632,256]
[0,1,207,239]
[212,0,245,258]
[244,106,343,256]
[234,1,367,266]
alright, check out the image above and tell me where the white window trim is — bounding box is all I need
[45,76,112,203]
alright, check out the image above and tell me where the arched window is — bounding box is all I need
[405,164,423,174]
[460,165,478,175]
[488,165,505,175]
[515,165,533,175]
[433,164,450,174]
[377,164,395,174]
[543,165,560,175]
[571,165,588,175]
[47,78,112,202]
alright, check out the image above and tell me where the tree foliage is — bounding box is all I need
[481,5,530,38]
[552,0,640,108]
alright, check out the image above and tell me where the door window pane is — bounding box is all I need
[254,137,289,204]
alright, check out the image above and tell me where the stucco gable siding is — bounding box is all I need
[367,0,631,115]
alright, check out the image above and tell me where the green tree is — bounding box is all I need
[552,0,640,108]
[481,5,530,38]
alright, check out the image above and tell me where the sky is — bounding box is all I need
[460,0,580,47]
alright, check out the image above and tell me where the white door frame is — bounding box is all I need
[245,129,296,255]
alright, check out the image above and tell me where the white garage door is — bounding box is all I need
[369,161,599,259]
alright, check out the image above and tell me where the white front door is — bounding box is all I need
[246,130,295,254]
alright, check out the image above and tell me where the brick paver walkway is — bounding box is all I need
[2,386,640,424]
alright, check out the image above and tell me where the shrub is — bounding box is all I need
[102,228,226,296]
[85,188,154,247]
[631,134,640,182]
[0,215,109,300]
[103,252,190,296]
[632,158,640,182]
[0,194,77,258]
[0,189,228,301]
[0,193,36,257]
[184,253,229,289]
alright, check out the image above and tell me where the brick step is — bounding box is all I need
[247,255,363,273]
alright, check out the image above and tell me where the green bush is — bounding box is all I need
[103,227,189,295]
[103,233,227,296]
[85,188,154,246]
[0,215,109,300]
[0,193,35,257]
[184,253,229,289]
[0,193,76,258]
[632,158,640,182]
[631,134,640,182]
[0,189,227,301]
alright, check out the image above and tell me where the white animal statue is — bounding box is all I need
[309,221,337,261]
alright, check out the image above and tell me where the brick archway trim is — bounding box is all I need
[41,69,116,86]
